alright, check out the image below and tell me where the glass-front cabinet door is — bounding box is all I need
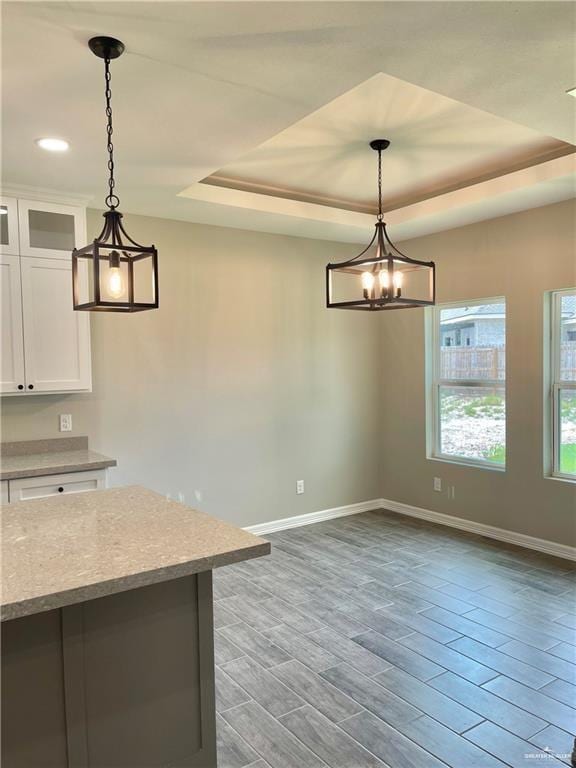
[0,197,19,256]
[17,199,86,259]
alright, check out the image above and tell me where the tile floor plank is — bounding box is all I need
[374,667,484,734]
[220,656,305,718]
[497,639,576,684]
[216,667,252,712]
[279,705,385,768]
[530,725,574,766]
[263,624,341,671]
[353,630,445,681]
[398,714,506,768]
[420,606,510,648]
[258,596,326,634]
[340,710,447,768]
[271,660,363,723]
[216,714,260,768]
[399,631,499,685]
[429,672,547,739]
[308,627,394,677]
[219,623,291,668]
[463,608,564,651]
[482,675,576,735]
[464,720,564,768]
[539,678,576,707]
[320,662,422,729]
[221,701,325,768]
[449,636,555,689]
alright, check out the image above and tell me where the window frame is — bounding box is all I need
[550,288,576,482]
[427,296,506,471]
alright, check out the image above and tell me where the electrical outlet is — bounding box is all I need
[59,414,72,432]
[433,477,442,492]
[194,490,203,503]
[177,491,185,503]
[296,480,305,495]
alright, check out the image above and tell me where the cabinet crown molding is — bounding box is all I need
[1,183,92,207]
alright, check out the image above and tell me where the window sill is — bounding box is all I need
[546,474,576,486]
[428,454,506,473]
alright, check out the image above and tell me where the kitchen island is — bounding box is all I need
[1,486,270,768]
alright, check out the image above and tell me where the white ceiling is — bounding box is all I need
[2,1,575,244]
[203,73,572,212]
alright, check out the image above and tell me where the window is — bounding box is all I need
[428,298,506,468]
[551,289,576,479]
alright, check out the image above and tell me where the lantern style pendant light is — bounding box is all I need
[73,36,159,312]
[326,140,435,311]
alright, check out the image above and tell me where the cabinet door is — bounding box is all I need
[0,255,26,393]
[17,199,86,260]
[20,257,92,392]
[0,197,19,255]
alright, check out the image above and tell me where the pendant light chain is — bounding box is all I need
[104,57,119,210]
[377,147,383,221]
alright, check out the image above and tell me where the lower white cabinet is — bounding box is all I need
[8,470,107,502]
[1,255,91,394]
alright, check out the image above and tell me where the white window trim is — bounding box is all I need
[550,288,576,482]
[426,296,506,471]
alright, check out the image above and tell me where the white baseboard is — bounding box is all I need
[245,495,576,562]
[243,499,382,536]
[380,497,576,562]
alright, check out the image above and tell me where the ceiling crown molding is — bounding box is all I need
[1,183,93,207]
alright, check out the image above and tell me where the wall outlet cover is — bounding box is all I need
[296,480,305,495]
[433,477,442,492]
[59,414,72,432]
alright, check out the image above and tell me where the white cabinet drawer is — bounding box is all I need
[9,470,106,502]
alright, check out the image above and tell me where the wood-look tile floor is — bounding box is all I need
[213,509,576,768]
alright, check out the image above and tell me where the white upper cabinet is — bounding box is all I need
[17,199,86,259]
[0,255,26,393]
[20,257,91,392]
[0,196,92,395]
[0,197,20,255]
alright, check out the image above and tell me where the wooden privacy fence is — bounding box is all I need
[561,341,576,380]
[441,342,576,381]
[441,346,505,380]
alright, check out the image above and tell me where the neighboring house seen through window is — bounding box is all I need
[428,299,506,468]
[551,289,576,479]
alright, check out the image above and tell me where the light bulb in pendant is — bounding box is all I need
[361,271,375,299]
[379,270,389,289]
[393,270,403,297]
[107,251,124,298]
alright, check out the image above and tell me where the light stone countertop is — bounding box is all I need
[0,449,117,480]
[0,437,116,480]
[2,486,270,621]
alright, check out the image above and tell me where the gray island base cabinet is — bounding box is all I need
[1,486,270,768]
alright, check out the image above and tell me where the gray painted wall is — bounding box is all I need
[1,213,382,527]
[379,200,576,546]
[2,201,575,545]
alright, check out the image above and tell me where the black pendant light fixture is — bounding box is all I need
[73,36,159,312]
[326,140,435,311]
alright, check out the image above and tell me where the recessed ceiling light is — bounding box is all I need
[35,137,70,152]
[567,87,576,97]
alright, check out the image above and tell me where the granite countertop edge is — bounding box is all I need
[0,453,117,480]
[2,540,271,622]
